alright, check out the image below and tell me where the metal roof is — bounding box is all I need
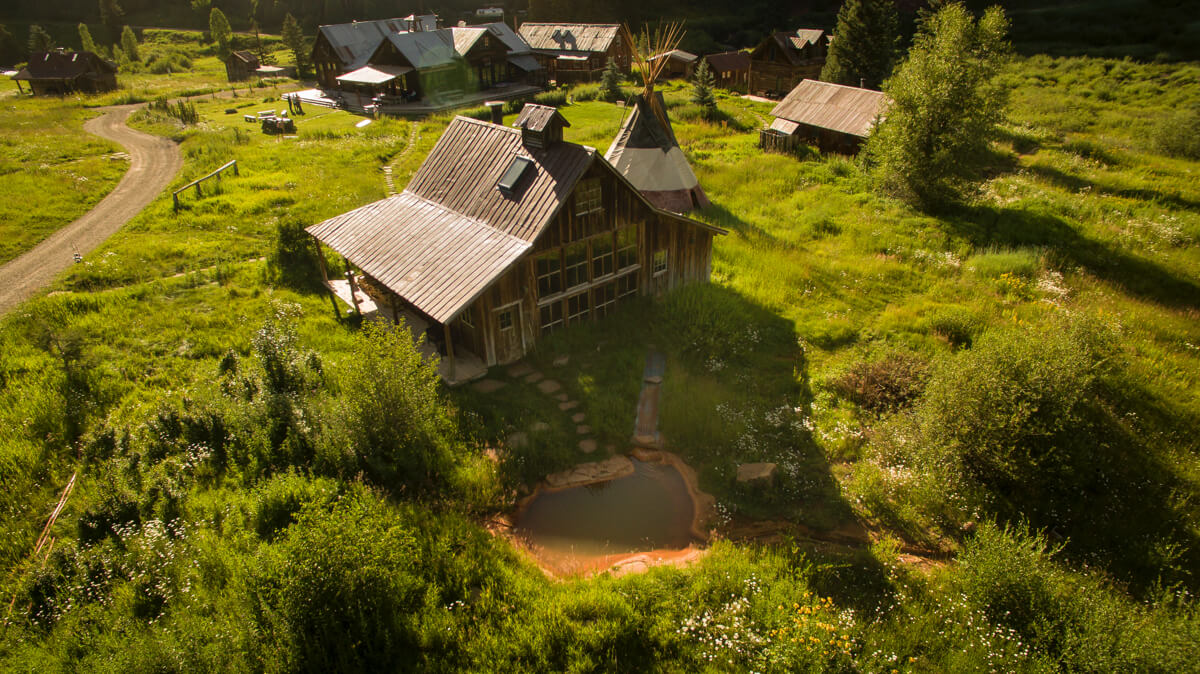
[383,30,460,69]
[452,27,487,55]
[518,23,620,53]
[790,29,826,49]
[769,79,889,138]
[336,64,413,84]
[15,50,116,80]
[316,15,443,70]
[705,50,750,72]
[513,104,570,132]
[648,49,698,63]
[482,22,532,55]
[507,54,542,71]
[306,192,530,323]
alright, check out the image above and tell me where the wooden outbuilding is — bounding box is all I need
[760,79,888,155]
[517,23,630,84]
[704,50,750,90]
[12,49,117,95]
[307,104,724,379]
[224,50,260,81]
[647,49,698,80]
[748,29,828,98]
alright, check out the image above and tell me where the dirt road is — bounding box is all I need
[0,104,182,316]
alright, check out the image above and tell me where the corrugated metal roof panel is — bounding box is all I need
[518,23,620,53]
[769,79,889,138]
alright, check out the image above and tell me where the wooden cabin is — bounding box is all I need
[312,17,543,106]
[224,50,260,81]
[761,79,888,155]
[307,104,724,380]
[648,49,698,80]
[517,23,630,84]
[704,50,750,90]
[12,49,117,95]
[748,29,828,98]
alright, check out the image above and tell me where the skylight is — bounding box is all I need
[497,156,534,195]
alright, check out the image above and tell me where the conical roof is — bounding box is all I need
[604,92,709,213]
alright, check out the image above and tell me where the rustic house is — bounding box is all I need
[12,49,117,95]
[311,16,543,109]
[761,79,888,155]
[307,104,723,382]
[748,28,828,98]
[224,50,260,81]
[517,23,630,84]
[647,49,698,80]
[704,50,750,90]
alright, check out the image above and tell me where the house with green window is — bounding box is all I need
[306,104,723,381]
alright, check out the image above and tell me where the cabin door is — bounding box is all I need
[493,302,524,363]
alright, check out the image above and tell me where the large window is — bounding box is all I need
[594,281,617,318]
[535,251,562,298]
[567,292,590,325]
[617,272,638,299]
[591,234,614,279]
[616,226,638,270]
[564,241,588,289]
[575,178,602,216]
[539,302,563,335]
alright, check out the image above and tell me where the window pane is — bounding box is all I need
[618,272,638,299]
[564,241,588,289]
[539,302,563,336]
[592,234,614,279]
[499,309,513,330]
[617,226,638,270]
[653,249,668,275]
[536,251,562,297]
[575,178,602,216]
[567,292,590,325]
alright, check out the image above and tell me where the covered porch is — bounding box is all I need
[287,81,543,116]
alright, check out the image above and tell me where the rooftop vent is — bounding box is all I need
[497,156,535,195]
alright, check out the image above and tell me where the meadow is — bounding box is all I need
[0,44,1198,670]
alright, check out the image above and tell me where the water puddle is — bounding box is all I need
[514,458,698,560]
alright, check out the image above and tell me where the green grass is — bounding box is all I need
[0,51,1198,670]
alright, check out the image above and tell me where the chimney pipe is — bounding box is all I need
[486,101,504,125]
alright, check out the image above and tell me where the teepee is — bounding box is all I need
[604,24,710,214]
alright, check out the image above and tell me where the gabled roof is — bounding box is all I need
[518,23,621,54]
[481,22,533,55]
[790,29,826,50]
[383,29,459,69]
[16,50,116,80]
[648,49,698,64]
[513,104,570,132]
[316,15,441,70]
[605,93,709,213]
[452,27,487,55]
[770,79,889,138]
[228,50,259,65]
[755,28,827,66]
[705,50,750,72]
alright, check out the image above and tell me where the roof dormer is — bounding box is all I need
[512,104,570,150]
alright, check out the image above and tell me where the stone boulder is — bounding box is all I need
[736,462,778,486]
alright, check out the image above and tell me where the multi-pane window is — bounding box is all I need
[575,178,602,216]
[591,234,614,279]
[564,241,588,289]
[460,306,474,328]
[535,251,562,298]
[617,272,638,299]
[539,302,563,335]
[594,282,617,318]
[567,293,590,325]
[498,308,514,331]
[616,226,638,270]
[653,249,668,276]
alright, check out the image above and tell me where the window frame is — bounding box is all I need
[653,249,668,277]
[574,178,603,217]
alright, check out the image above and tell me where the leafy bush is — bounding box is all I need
[831,350,930,415]
[571,84,601,102]
[267,216,322,290]
[1152,104,1200,159]
[532,88,569,108]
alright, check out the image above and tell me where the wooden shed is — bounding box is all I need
[648,49,698,80]
[12,50,117,95]
[761,79,889,155]
[748,29,828,98]
[307,104,724,381]
[517,23,630,84]
[224,50,260,81]
[704,50,750,90]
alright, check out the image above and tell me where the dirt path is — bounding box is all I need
[0,104,182,316]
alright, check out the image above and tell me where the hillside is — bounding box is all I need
[0,21,1198,672]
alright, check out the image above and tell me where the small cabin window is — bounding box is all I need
[653,249,668,276]
[460,307,474,328]
[498,156,534,194]
[498,309,513,331]
[575,178,602,216]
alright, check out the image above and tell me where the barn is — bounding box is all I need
[760,79,888,155]
[307,104,723,383]
[748,29,828,98]
[12,50,117,95]
[224,50,260,82]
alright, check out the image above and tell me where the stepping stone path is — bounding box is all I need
[558,400,579,411]
[552,354,569,367]
[571,412,586,424]
[576,425,591,435]
[578,439,597,453]
[507,362,534,378]
[536,379,562,394]
[524,371,545,384]
[495,359,604,457]
[554,393,569,402]
[530,421,550,432]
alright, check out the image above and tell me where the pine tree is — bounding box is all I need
[865,2,1010,209]
[78,23,97,54]
[691,58,717,119]
[281,13,309,75]
[28,25,54,55]
[600,58,622,102]
[209,7,232,61]
[120,25,139,62]
[99,0,123,40]
[821,0,900,89]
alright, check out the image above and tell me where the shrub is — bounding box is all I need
[267,216,322,290]
[1152,104,1200,160]
[532,88,569,108]
[830,350,930,415]
[571,84,601,102]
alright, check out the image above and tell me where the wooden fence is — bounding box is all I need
[172,160,238,212]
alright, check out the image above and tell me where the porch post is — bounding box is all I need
[443,323,457,382]
[342,256,362,316]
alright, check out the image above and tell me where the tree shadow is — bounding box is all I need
[945,202,1200,310]
[1025,162,1200,214]
[701,202,790,250]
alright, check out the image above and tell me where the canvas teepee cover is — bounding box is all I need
[604,92,710,213]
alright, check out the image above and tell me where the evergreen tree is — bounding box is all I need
[864,2,1010,209]
[600,58,622,102]
[28,25,54,56]
[209,7,233,61]
[821,0,900,89]
[99,0,123,40]
[78,23,97,54]
[120,25,139,62]
[281,13,309,75]
[691,58,717,118]
[0,25,19,64]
